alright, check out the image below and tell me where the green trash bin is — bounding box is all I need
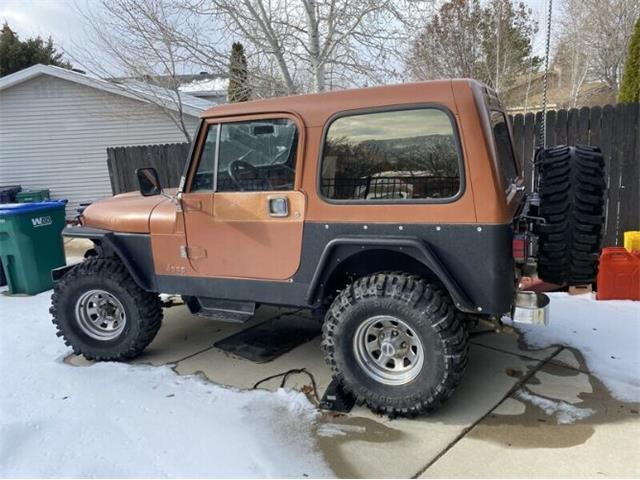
[16,189,50,203]
[0,201,67,295]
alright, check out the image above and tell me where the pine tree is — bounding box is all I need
[619,18,640,103]
[0,23,71,77]
[228,42,250,103]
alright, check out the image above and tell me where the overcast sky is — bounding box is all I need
[1,0,551,76]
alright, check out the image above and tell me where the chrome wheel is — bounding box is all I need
[75,289,126,341]
[353,315,424,385]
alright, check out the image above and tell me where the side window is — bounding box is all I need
[490,111,518,188]
[192,124,218,192]
[216,119,298,192]
[320,108,461,201]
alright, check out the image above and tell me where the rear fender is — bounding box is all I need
[306,236,475,312]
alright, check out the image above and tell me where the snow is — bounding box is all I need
[316,423,366,438]
[179,78,229,93]
[0,289,332,478]
[508,293,640,403]
[515,389,595,424]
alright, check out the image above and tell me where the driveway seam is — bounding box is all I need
[470,341,554,363]
[411,345,564,479]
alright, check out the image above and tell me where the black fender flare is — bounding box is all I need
[52,226,156,291]
[305,236,475,312]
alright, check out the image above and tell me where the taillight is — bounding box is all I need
[513,234,527,263]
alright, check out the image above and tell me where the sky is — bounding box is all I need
[0,0,552,76]
[1,0,86,53]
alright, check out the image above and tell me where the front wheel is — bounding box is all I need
[50,258,163,361]
[321,273,468,417]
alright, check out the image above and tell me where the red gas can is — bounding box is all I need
[596,247,640,301]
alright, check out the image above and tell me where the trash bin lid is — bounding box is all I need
[0,200,67,217]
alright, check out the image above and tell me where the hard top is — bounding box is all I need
[201,79,487,127]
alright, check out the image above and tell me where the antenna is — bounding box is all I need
[539,0,554,149]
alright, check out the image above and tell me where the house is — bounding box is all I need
[0,64,213,217]
[504,69,616,114]
[113,72,229,105]
[177,73,228,104]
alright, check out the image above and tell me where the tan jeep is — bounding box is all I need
[51,80,605,416]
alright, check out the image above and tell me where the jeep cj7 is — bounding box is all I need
[51,80,605,416]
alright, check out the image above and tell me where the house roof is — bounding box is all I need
[0,64,213,117]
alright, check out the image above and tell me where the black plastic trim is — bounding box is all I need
[316,103,466,205]
[60,227,156,291]
[157,275,310,307]
[306,235,474,311]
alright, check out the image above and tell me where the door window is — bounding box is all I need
[216,119,298,192]
[191,124,218,192]
[320,108,462,201]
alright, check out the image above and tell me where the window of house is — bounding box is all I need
[216,119,298,192]
[490,111,518,188]
[320,108,462,201]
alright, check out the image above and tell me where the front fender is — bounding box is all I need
[55,226,156,291]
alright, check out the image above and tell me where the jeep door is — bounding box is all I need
[181,114,306,280]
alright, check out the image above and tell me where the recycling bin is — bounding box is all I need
[16,189,50,203]
[0,201,67,295]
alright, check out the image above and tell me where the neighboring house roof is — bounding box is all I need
[179,77,228,92]
[0,64,213,117]
[113,72,229,103]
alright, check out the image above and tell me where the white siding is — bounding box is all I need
[0,75,200,217]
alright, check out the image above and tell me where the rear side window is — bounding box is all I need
[320,108,461,201]
[490,111,518,188]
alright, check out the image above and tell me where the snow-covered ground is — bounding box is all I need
[1,287,638,477]
[0,290,332,478]
[509,292,640,402]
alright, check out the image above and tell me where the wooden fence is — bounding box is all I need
[106,102,639,246]
[107,143,190,195]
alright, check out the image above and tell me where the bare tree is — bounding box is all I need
[175,0,433,95]
[553,33,590,108]
[72,0,205,141]
[557,0,640,95]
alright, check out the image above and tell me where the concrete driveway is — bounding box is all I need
[65,301,640,478]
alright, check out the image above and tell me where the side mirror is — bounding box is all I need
[136,167,162,197]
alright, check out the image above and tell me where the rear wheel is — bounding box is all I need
[50,258,162,361]
[536,145,606,285]
[322,273,468,417]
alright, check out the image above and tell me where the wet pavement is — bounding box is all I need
[64,300,640,478]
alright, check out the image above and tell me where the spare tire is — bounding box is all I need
[535,145,606,285]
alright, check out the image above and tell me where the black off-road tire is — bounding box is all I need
[50,258,163,361]
[321,273,468,417]
[536,145,606,285]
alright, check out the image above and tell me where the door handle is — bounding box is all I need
[268,196,289,217]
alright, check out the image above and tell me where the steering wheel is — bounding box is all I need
[228,158,273,191]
